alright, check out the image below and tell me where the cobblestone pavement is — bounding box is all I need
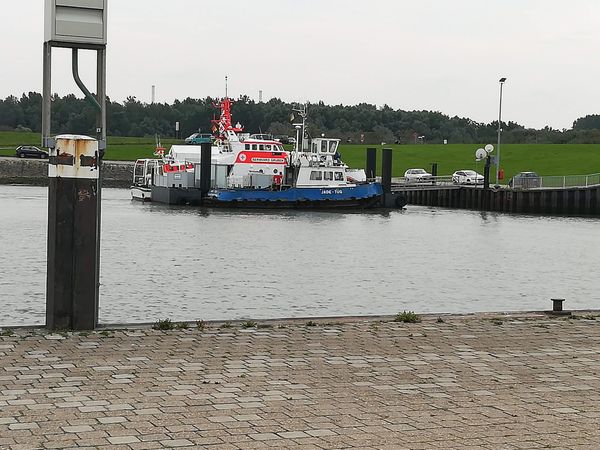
[1,312,600,449]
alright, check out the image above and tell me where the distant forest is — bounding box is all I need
[2,92,600,144]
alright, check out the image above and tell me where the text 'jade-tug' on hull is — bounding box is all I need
[131,99,406,209]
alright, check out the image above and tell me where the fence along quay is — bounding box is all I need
[394,174,600,216]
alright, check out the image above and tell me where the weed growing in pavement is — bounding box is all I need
[219,322,232,329]
[196,320,206,330]
[490,318,504,326]
[437,317,445,323]
[394,311,421,323]
[153,318,175,331]
[0,328,14,337]
[241,321,257,329]
[176,322,189,330]
[305,320,317,327]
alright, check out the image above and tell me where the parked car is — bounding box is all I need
[184,133,213,145]
[452,170,484,185]
[15,145,48,159]
[274,135,290,144]
[508,171,541,189]
[404,168,433,183]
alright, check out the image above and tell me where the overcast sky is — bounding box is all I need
[2,0,599,129]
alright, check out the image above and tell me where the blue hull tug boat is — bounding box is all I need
[131,100,406,209]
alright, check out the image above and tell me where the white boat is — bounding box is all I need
[130,99,404,209]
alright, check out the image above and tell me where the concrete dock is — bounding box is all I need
[1,312,600,449]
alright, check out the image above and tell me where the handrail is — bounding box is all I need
[512,173,600,190]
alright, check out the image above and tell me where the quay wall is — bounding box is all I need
[396,185,600,216]
[0,158,133,188]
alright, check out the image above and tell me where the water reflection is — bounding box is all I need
[0,185,598,326]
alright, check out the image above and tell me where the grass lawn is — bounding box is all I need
[337,143,600,180]
[1,132,598,179]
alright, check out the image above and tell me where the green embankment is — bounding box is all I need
[0,132,598,179]
[338,143,600,179]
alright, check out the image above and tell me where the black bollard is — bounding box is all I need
[552,298,565,312]
[46,135,100,330]
[366,147,377,180]
[200,142,212,197]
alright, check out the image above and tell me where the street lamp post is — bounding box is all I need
[496,77,507,185]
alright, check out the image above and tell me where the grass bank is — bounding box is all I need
[337,143,600,180]
[0,132,598,179]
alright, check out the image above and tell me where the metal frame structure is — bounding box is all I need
[43,0,108,330]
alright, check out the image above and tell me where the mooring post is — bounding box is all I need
[431,162,438,177]
[552,298,565,312]
[46,136,100,330]
[200,142,212,197]
[366,147,377,180]
[549,298,570,316]
[483,155,491,190]
[382,148,392,194]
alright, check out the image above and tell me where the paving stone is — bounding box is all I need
[1,313,600,449]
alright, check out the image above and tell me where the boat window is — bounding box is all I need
[321,141,328,153]
[329,141,338,153]
[312,142,317,153]
[245,144,250,150]
[259,144,265,151]
[324,172,333,181]
[310,171,323,180]
[265,144,271,151]
[251,144,257,150]
[277,144,284,151]
[334,172,344,181]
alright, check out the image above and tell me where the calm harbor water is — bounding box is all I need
[1,185,598,326]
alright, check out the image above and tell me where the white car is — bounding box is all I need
[404,168,433,183]
[452,170,484,185]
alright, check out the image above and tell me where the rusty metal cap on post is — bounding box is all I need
[49,135,99,180]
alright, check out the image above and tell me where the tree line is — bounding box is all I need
[1,92,600,144]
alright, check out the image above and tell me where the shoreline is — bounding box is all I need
[2,309,598,332]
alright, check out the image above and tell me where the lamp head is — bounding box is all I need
[499,77,507,83]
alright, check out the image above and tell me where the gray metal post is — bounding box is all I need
[94,47,107,319]
[97,48,107,152]
[496,78,506,185]
[42,43,52,148]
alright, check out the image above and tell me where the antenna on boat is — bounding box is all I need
[225,76,228,98]
[291,103,307,163]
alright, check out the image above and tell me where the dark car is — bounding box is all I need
[508,171,541,189]
[16,145,48,159]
